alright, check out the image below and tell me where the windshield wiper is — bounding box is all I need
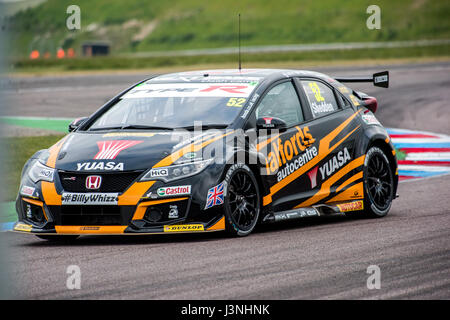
[89,125,173,131]
[120,124,174,130]
[176,124,229,131]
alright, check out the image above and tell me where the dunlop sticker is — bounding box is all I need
[164,224,204,232]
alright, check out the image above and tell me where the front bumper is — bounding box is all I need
[14,167,226,235]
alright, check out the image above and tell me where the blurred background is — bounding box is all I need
[0,0,449,71]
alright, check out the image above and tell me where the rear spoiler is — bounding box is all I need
[334,71,389,88]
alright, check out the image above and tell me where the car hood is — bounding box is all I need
[52,131,202,172]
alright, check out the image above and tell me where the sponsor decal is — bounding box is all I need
[349,94,360,106]
[337,200,364,212]
[307,167,319,188]
[374,75,388,84]
[276,146,318,182]
[20,186,35,197]
[147,168,169,178]
[274,208,318,222]
[319,148,351,180]
[85,175,102,190]
[123,83,257,99]
[183,152,197,160]
[14,222,33,232]
[94,140,143,160]
[265,126,316,177]
[76,162,124,171]
[80,226,100,231]
[205,182,225,209]
[157,185,191,197]
[241,92,260,119]
[168,205,179,219]
[311,101,335,114]
[61,193,119,205]
[163,224,204,232]
[362,113,381,125]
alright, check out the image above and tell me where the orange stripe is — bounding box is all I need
[257,134,280,152]
[22,197,48,220]
[326,182,364,203]
[55,225,127,234]
[42,181,62,205]
[294,155,365,208]
[336,171,363,193]
[132,197,189,220]
[46,136,68,168]
[207,216,226,231]
[118,181,155,206]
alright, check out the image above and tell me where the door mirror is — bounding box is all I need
[68,117,88,132]
[256,117,287,132]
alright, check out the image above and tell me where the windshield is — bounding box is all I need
[88,81,259,130]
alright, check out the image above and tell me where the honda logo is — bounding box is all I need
[85,175,102,190]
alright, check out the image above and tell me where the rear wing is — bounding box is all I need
[334,71,389,88]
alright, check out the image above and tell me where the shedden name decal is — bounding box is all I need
[62,193,119,205]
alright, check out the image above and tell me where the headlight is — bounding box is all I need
[27,161,55,183]
[140,159,213,182]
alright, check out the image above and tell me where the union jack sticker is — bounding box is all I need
[205,182,226,210]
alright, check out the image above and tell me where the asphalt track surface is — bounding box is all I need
[1,62,449,299]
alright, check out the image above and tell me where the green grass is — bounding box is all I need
[11,44,450,72]
[0,135,65,202]
[8,0,450,58]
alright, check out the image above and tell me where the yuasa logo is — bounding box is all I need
[76,162,124,171]
[94,140,143,160]
[319,148,351,179]
[85,175,102,190]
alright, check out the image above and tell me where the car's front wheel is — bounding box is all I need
[223,164,261,236]
[363,146,394,217]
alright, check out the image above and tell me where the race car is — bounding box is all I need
[13,68,398,240]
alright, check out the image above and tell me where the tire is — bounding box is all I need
[36,235,79,242]
[363,146,394,217]
[223,164,261,236]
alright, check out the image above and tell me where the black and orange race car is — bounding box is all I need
[13,69,397,240]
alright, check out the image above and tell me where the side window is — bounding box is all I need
[336,92,351,108]
[255,81,304,127]
[301,80,339,118]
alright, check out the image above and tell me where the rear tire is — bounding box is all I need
[36,235,79,242]
[223,164,261,237]
[363,146,394,217]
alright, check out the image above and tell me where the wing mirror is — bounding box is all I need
[256,117,287,133]
[68,117,88,132]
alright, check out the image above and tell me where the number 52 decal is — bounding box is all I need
[226,97,246,107]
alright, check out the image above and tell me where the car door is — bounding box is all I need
[287,77,364,209]
[246,79,315,212]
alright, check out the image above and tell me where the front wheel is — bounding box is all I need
[223,164,261,236]
[363,146,394,217]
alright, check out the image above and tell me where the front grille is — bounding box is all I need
[60,205,122,225]
[59,171,143,193]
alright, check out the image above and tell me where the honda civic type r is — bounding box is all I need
[14,69,398,240]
